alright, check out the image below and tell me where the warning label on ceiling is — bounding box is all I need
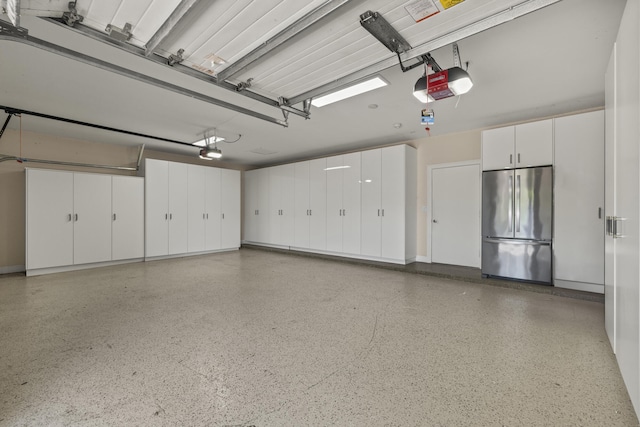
[405,0,466,23]
[440,0,465,9]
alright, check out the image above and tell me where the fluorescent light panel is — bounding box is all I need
[324,165,352,171]
[192,136,225,147]
[312,77,388,108]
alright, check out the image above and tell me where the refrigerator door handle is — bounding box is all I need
[484,238,551,246]
[515,174,521,233]
[508,175,513,233]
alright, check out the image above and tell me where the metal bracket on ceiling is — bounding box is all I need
[167,48,184,66]
[397,52,442,74]
[62,1,83,27]
[105,22,132,42]
[279,97,310,120]
[360,10,411,54]
[236,78,253,92]
[0,112,14,139]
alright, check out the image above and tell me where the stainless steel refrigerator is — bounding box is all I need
[482,166,553,284]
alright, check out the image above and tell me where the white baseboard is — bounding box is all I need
[0,265,25,275]
[554,279,604,294]
[145,247,239,262]
[26,259,143,277]
[416,256,430,263]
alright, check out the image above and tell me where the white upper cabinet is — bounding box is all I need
[515,119,553,167]
[482,127,515,170]
[482,119,553,170]
[220,169,241,249]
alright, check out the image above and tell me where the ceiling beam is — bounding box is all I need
[144,0,203,57]
[0,21,289,127]
[215,0,353,82]
[288,0,562,106]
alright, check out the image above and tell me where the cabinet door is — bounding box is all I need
[205,167,221,250]
[554,111,604,285]
[361,149,382,257]
[112,176,144,261]
[381,146,406,260]
[168,162,189,255]
[309,158,327,251]
[257,168,271,243]
[515,119,553,167]
[482,126,515,170]
[220,169,240,249]
[280,164,295,247]
[145,159,169,257]
[325,155,344,253]
[342,152,361,255]
[26,169,74,269]
[294,161,310,248]
[244,170,259,242]
[74,173,112,265]
[268,166,282,245]
[187,165,206,253]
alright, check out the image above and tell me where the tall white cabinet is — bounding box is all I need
[326,153,361,255]
[361,145,417,261]
[243,145,416,264]
[26,168,144,276]
[144,159,240,259]
[554,110,605,293]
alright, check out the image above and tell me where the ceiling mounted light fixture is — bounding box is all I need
[311,76,388,108]
[197,130,223,160]
[413,66,473,103]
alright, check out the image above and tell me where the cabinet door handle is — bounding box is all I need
[382,209,384,217]
[310,209,312,216]
[207,213,209,219]
[378,209,380,216]
[343,209,346,216]
[165,213,168,220]
[203,213,206,219]
[74,213,78,221]
[113,213,117,221]
[222,213,225,219]
[68,213,72,222]
[170,213,173,220]
[518,153,521,163]
[598,207,602,219]
[510,154,513,164]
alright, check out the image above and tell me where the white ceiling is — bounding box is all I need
[0,0,627,167]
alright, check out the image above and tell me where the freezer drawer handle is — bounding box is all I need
[484,238,551,246]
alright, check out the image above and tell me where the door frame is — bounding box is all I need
[425,160,481,264]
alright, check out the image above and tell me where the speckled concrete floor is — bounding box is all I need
[0,249,637,426]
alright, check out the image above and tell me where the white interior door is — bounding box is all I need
[431,164,481,267]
